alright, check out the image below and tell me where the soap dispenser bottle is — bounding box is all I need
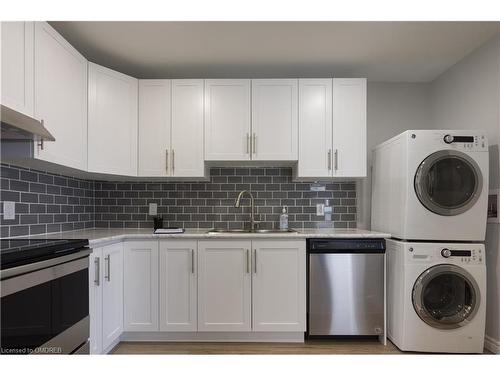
[324,199,332,222]
[280,206,289,230]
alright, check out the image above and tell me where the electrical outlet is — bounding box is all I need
[316,204,325,216]
[3,201,15,220]
[148,203,158,216]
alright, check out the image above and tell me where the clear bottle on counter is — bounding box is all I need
[280,206,289,230]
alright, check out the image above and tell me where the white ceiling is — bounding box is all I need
[50,21,500,82]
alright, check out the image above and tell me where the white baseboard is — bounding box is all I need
[485,335,500,354]
[120,331,305,343]
[102,337,121,354]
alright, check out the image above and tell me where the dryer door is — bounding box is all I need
[412,264,480,329]
[414,150,483,216]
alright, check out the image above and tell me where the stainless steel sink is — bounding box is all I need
[207,228,297,234]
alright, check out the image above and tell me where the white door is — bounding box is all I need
[88,62,138,176]
[198,240,252,331]
[171,80,205,177]
[204,79,251,161]
[1,21,34,116]
[89,247,103,354]
[252,240,306,332]
[332,78,367,177]
[34,22,88,170]
[251,79,298,160]
[159,240,197,332]
[138,80,171,177]
[101,243,124,349]
[123,241,159,332]
[297,79,333,178]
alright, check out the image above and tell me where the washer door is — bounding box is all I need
[412,264,480,329]
[414,150,483,216]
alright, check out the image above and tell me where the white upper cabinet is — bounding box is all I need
[88,62,138,176]
[123,241,159,332]
[138,80,171,177]
[1,21,34,116]
[252,240,306,332]
[159,240,198,332]
[197,240,252,332]
[332,78,367,177]
[297,79,333,178]
[33,22,88,170]
[171,80,205,177]
[204,79,251,161]
[251,79,298,161]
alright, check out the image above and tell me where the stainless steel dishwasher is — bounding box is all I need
[307,238,385,337]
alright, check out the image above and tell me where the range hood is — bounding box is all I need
[0,104,55,141]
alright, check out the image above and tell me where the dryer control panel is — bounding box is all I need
[440,133,487,150]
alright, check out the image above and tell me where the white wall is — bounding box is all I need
[429,34,500,352]
[357,82,431,229]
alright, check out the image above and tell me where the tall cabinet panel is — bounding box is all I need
[159,240,198,332]
[251,79,298,161]
[204,79,251,161]
[171,80,205,177]
[88,62,138,176]
[123,241,159,332]
[138,80,171,176]
[1,21,34,116]
[297,79,333,177]
[332,78,367,177]
[34,22,88,170]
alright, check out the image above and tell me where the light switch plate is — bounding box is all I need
[316,204,325,216]
[148,203,158,216]
[3,201,15,220]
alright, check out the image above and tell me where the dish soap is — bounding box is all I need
[280,206,289,230]
[324,199,332,222]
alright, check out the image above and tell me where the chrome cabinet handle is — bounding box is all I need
[165,149,169,173]
[246,133,250,154]
[252,133,256,154]
[191,249,195,274]
[105,255,110,281]
[246,249,250,274]
[253,249,257,274]
[334,149,338,171]
[94,257,100,286]
[172,149,175,173]
[328,149,332,170]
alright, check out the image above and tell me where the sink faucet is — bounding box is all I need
[234,190,259,231]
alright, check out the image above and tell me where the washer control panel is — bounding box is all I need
[440,133,486,150]
[440,248,483,264]
[407,243,485,265]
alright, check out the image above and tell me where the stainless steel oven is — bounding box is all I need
[1,239,91,354]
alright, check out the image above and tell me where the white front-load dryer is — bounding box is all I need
[371,130,489,241]
[386,239,486,353]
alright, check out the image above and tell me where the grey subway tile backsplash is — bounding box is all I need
[1,164,357,237]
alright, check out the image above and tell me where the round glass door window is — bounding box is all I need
[414,150,482,216]
[412,264,480,329]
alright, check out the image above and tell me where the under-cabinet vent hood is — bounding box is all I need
[0,105,55,141]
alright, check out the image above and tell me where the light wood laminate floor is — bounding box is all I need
[112,338,402,355]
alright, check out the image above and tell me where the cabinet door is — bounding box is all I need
[138,80,171,177]
[204,79,251,161]
[88,62,138,176]
[251,79,298,160]
[89,247,103,354]
[297,79,333,178]
[159,240,197,332]
[198,240,251,331]
[252,240,306,332]
[332,78,367,177]
[123,241,159,332]
[171,80,205,177]
[34,22,88,170]
[1,21,34,116]
[101,243,124,349]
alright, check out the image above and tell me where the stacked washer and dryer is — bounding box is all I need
[371,130,489,353]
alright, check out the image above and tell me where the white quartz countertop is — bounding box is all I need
[24,228,390,247]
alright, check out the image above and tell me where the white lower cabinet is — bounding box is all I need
[124,241,159,331]
[252,240,306,332]
[101,243,124,350]
[89,247,103,354]
[197,240,252,331]
[159,240,198,331]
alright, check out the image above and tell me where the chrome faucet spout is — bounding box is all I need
[234,190,258,230]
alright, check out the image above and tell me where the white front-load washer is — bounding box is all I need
[371,130,489,241]
[386,239,486,353]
